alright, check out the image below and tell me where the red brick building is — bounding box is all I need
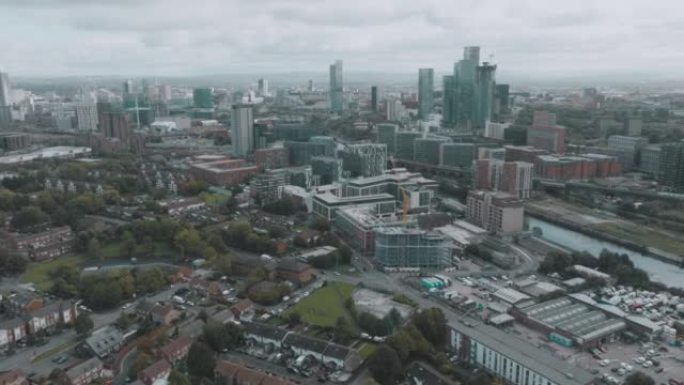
[189,158,259,186]
[1,226,74,261]
[255,147,289,170]
[158,336,193,364]
[536,154,621,181]
[275,259,314,285]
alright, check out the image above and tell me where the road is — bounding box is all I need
[0,284,185,377]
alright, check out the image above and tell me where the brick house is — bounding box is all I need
[0,318,27,347]
[25,301,78,334]
[65,357,104,385]
[138,359,171,385]
[275,259,314,285]
[158,336,192,364]
[150,304,180,326]
[215,361,294,385]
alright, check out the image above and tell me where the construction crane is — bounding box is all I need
[401,189,410,223]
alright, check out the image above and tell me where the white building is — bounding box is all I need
[484,121,511,140]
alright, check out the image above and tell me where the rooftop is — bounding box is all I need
[85,325,124,358]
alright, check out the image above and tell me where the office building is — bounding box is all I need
[493,84,510,119]
[448,320,595,385]
[440,143,476,168]
[284,141,330,166]
[254,147,289,170]
[329,60,344,113]
[386,98,405,121]
[463,46,480,63]
[465,190,524,235]
[607,135,647,171]
[231,104,254,157]
[625,118,642,137]
[0,107,11,129]
[376,123,398,154]
[527,111,566,154]
[484,121,511,140]
[473,159,533,199]
[370,86,379,112]
[375,228,451,269]
[475,63,496,127]
[193,88,213,108]
[339,143,387,177]
[659,142,684,191]
[414,138,447,165]
[536,154,621,181]
[395,131,422,160]
[75,104,98,132]
[310,136,337,156]
[257,78,268,97]
[0,72,10,107]
[418,68,434,119]
[478,147,506,161]
[311,156,343,185]
[639,145,661,177]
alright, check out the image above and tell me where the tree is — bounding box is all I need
[87,237,101,260]
[309,217,331,232]
[10,206,48,231]
[74,313,94,336]
[174,228,203,259]
[213,254,232,275]
[412,308,448,347]
[367,345,402,385]
[121,231,137,258]
[624,371,655,385]
[187,342,216,379]
[168,370,190,385]
[203,321,244,352]
[334,316,356,344]
[129,352,153,379]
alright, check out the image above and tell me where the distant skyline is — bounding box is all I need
[2,0,684,82]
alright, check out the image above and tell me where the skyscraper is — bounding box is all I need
[370,86,379,112]
[257,78,269,97]
[463,46,481,64]
[418,68,434,120]
[231,104,254,157]
[659,142,684,191]
[329,60,343,113]
[0,72,12,107]
[475,62,496,126]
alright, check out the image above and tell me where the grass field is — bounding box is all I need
[594,222,684,255]
[357,342,378,359]
[21,254,86,291]
[285,281,358,332]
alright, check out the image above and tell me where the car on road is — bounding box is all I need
[121,303,134,310]
[52,355,69,364]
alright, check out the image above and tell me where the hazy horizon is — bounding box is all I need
[2,0,684,85]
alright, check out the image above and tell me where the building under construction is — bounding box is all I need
[339,143,387,177]
[375,227,451,269]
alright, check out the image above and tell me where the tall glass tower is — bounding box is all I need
[418,68,434,120]
[329,60,344,113]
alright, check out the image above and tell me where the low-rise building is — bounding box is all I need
[189,158,259,186]
[25,301,78,334]
[150,304,180,326]
[65,357,104,385]
[0,318,27,347]
[85,325,125,358]
[275,258,314,285]
[159,197,206,216]
[1,226,74,261]
[138,359,171,385]
[158,336,193,364]
[215,360,295,385]
[244,322,290,349]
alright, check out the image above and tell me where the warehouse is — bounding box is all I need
[510,297,625,348]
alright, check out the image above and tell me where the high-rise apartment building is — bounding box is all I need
[257,78,268,97]
[75,105,98,132]
[231,104,254,157]
[376,123,398,154]
[527,111,566,153]
[99,111,131,145]
[659,142,684,191]
[473,159,533,199]
[0,72,11,107]
[418,68,434,119]
[465,190,524,236]
[475,63,496,127]
[329,60,344,113]
[386,99,405,121]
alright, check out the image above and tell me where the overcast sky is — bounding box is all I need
[2,0,684,81]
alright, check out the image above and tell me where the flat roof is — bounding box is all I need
[313,192,395,205]
[449,317,595,385]
[0,146,92,164]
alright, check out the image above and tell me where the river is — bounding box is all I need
[527,217,684,289]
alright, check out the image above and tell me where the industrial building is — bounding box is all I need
[374,227,451,269]
[448,319,596,385]
[510,296,626,348]
[339,143,387,177]
[465,190,523,236]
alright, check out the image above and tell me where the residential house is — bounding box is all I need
[0,369,28,385]
[0,318,27,347]
[138,359,171,385]
[244,322,289,350]
[293,229,321,247]
[189,277,221,297]
[1,226,74,261]
[85,325,124,358]
[209,309,235,325]
[177,319,204,338]
[158,336,193,364]
[231,255,275,277]
[150,304,180,326]
[25,301,78,334]
[215,361,295,385]
[275,259,314,286]
[5,292,43,314]
[229,299,254,321]
[65,357,104,385]
[159,197,206,217]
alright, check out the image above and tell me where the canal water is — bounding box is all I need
[527,217,684,289]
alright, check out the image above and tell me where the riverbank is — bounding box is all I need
[525,205,684,267]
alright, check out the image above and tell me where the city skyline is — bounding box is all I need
[2,0,684,82]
